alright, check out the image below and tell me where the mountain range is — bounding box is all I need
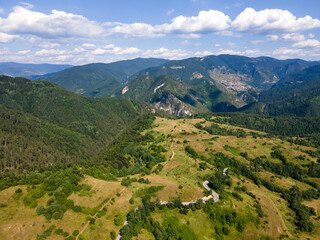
[39,58,168,97]
[1,55,320,117]
[0,62,71,79]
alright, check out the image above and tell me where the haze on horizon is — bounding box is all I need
[0,0,320,64]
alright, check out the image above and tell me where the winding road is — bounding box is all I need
[115,131,229,239]
[115,178,222,239]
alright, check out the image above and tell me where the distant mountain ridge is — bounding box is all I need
[40,58,168,97]
[0,62,71,79]
[8,54,319,117]
[132,55,319,91]
[110,55,318,116]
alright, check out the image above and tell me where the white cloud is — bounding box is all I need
[273,47,304,56]
[35,49,67,56]
[0,8,4,14]
[308,33,315,38]
[82,43,96,49]
[158,10,231,34]
[0,32,19,43]
[92,45,140,55]
[282,33,305,41]
[167,9,175,15]
[19,2,34,9]
[17,50,30,55]
[194,50,214,56]
[267,34,279,41]
[216,49,244,55]
[111,9,231,38]
[177,33,201,39]
[216,48,261,56]
[0,6,105,39]
[118,47,140,55]
[292,39,320,48]
[38,43,60,49]
[111,22,163,38]
[232,8,320,33]
[143,48,192,59]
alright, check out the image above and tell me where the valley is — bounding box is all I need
[0,116,319,240]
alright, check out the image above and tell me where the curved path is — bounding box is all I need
[77,187,126,240]
[116,180,220,240]
[116,129,227,239]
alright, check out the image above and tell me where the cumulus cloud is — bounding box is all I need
[0,6,105,39]
[273,47,304,56]
[110,22,163,38]
[82,43,96,49]
[232,8,320,34]
[194,50,214,56]
[158,10,231,34]
[292,39,320,48]
[143,48,192,59]
[110,9,231,38]
[35,49,67,56]
[216,48,261,56]
[282,33,305,41]
[0,32,19,43]
[17,50,30,55]
[92,45,140,55]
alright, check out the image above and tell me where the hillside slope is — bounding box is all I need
[114,75,243,116]
[241,65,320,116]
[40,58,167,97]
[0,75,151,173]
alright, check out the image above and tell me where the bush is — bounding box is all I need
[110,230,116,240]
[36,206,45,215]
[114,214,123,226]
[89,218,95,225]
[72,230,79,236]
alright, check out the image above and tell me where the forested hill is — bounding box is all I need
[241,65,320,117]
[40,58,168,97]
[0,75,151,174]
[131,55,319,90]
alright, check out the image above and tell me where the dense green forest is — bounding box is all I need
[0,75,152,175]
[241,65,320,117]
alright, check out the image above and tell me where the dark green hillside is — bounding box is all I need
[242,65,320,117]
[0,105,95,173]
[0,75,149,140]
[40,58,167,97]
[260,64,320,103]
[0,76,152,173]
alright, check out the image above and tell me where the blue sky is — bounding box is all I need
[0,0,320,64]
